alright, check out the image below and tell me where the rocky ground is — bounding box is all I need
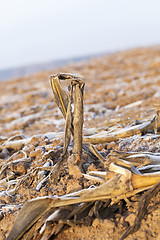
[0,45,160,240]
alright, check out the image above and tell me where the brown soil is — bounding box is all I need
[0,45,160,240]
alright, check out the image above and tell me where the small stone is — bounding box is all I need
[125,213,136,226]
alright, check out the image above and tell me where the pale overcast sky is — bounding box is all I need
[0,0,160,70]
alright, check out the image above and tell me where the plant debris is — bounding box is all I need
[1,46,160,240]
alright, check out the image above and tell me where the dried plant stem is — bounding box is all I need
[73,83,84,166]
[131,173,160,189]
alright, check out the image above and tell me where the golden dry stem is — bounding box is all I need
[50,73,85,166]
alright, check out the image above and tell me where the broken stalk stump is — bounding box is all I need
[50,73,85,167]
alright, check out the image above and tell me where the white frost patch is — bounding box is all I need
[40,210,60,234]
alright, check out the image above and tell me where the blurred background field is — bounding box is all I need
[0,0,160,81]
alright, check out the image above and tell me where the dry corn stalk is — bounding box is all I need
[83,112,160,144]
[50,73,85,166]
